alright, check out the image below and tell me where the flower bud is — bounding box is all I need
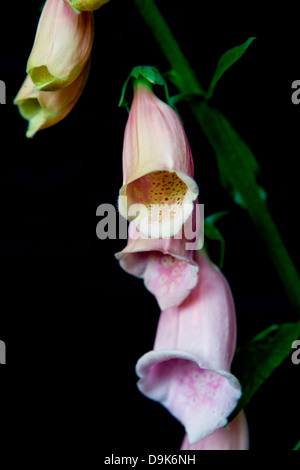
[27,0,93,91]
[64,0,110,12]
[14,61,89,138]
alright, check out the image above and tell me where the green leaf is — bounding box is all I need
[293,440,300,450]
[230,321,300,421]
[132,65,165,85]
[207,108,266,210]
[206,37,256,99]
[205,211,230,225]
[119,66,170,110]
[204,211,229,268]
[118,75,132,111]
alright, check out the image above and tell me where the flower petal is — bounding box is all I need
[115,204,201,309]
[136,352,241,444]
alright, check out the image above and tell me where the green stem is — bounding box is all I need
[293,440,300,450]
[194,103,300,312]
[132,0,202,96]
[134,0,300,315]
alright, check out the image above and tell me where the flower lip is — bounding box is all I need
[14,59,90,138]
[27,0,94,91]
[65,0,110,11]
[136,349,242,444]
[136,349,241,392]
[115,248,198,266]
[115,250,199,311]
[119,170,198,239]
[115,203,201,310]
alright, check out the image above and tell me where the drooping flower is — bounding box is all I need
[135,250,241,444]
[64,0,110,12]
[27,0,93,91]
[115,202,202,310]
[180,411,249,450]
[118,80,199,239]
[14,61,89,138]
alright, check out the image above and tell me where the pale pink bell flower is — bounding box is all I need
[136,250,242,444]
[115,202,202,310]
[14,61,89,138]
[118,80,199,239]
[180,411,249,450]
[27,0,93,91]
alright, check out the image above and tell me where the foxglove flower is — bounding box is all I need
[118,80,199,239]
[180,411,249,450]
[115,202,202,310]
[14,61,89,138]
[64,0,110,11]
[27,0,93,91]
[136,250,241,444]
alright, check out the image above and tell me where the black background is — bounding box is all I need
[0,0,299,453]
